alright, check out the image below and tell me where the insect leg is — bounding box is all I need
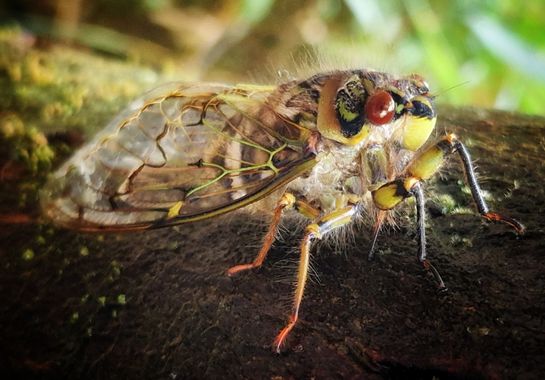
[226,193,321,276]
[448,135,525,234]
[372,133,525,289]
[273,205,357,353]
[372,176,447,290]
[226,193,297,276]
[407,133,524,233]
[411,182,446,290]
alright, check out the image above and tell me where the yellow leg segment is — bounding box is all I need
[273,205,357,353]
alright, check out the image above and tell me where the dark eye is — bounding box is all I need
[364,91,395,125]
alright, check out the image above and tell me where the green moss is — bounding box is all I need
[449,234,473,248]
[70,312,79,323]
[21,248,35,261]
[79,246,90,257]
[0,25,165,152]
[117,294,127,305]
[434,194,458,215]
[0,114,54,174]
[110,260,122,278]
[0,26,169,217]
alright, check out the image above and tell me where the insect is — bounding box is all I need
[41,69,525,353]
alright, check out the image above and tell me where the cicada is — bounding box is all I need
[41,70,524,352]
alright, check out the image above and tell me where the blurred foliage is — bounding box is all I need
[0,27,165,137]
[0,0,544,114]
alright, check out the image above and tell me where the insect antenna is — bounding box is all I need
[430,80,470,99]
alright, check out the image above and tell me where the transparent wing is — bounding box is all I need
[42,83,315,230]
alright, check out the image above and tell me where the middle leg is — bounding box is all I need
[372,176,447,290]
[411,181,446,290]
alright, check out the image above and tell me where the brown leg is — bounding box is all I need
[226,193,298,276]
[272,224,315,353]
[273,205,357,353]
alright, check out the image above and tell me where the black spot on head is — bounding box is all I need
[410,100,435,119]
[390,92,407,108]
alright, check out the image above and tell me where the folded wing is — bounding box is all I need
[42,83,315,230]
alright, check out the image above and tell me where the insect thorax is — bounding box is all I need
[287,134,414,216]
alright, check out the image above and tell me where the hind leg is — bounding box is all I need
[226,192,320,276]
[273,205,357,353]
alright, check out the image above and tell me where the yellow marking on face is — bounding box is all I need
[317,76,343,140]
[402,116,436,151]
[167,201,184,219]
[407,146,445,180]
[343,124,371,146]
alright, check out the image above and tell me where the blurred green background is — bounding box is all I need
[1,0,544,115]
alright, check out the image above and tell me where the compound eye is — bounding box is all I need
[364,90,395,125]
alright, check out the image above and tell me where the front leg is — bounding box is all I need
[408,134,524,233]
[371,133,524,288]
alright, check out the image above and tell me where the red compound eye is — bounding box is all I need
[364,90,395,125]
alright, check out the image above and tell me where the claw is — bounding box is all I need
[273,316,297,354]
[226,263,255,277]
[422,259,447,291]
[483,212,525,235]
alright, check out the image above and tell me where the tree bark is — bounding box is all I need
[1,103,544,379]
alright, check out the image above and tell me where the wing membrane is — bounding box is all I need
[42,83,315,230]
